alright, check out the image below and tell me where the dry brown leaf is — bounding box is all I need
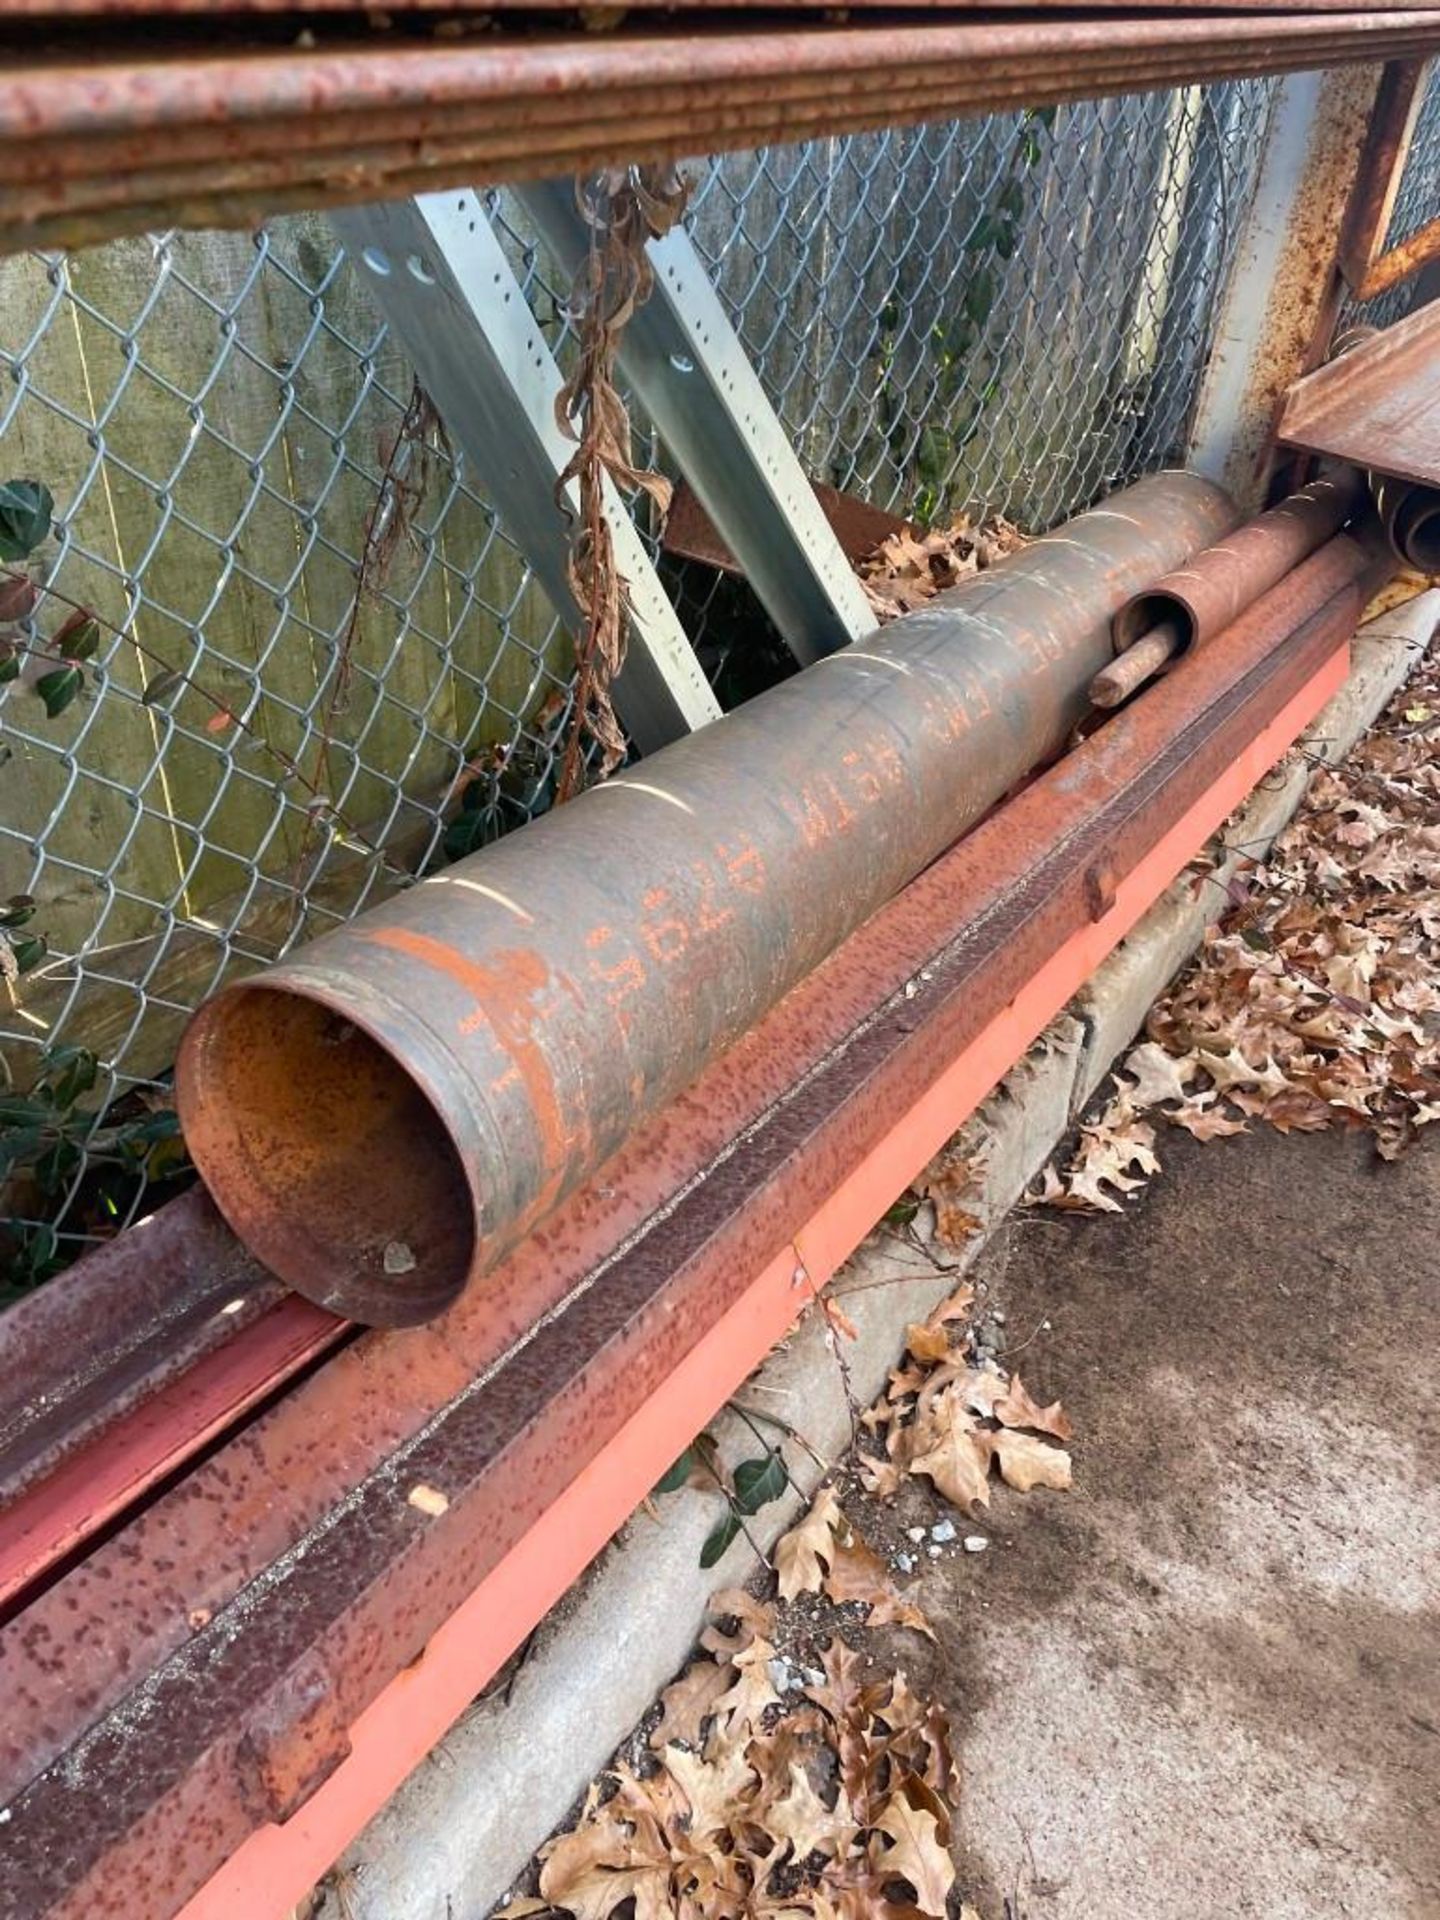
[869,1789,957,1917]
[649,1655,731,1751]
[823,1536,934,1639]
[774,1485,842,1601]
[990,1372,1073,1442]
[763,1761,855,1862]
[857,1454,904,1498]
[907,1387,993,1511]
[991,1428,1073,1492]
[905,1321,951,1365]
[662,1738,757,1839]
[1169,1096,1249,1141]
[926,1280,976,1327]
[711,1634,781,1735]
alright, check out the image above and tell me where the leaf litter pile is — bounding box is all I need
[1033,632,1440,1212]
[500,1280,1073,1920]
[858,516,1027,621]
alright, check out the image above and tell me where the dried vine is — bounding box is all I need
[552,164,690,802]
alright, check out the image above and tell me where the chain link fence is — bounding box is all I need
[1,79,1278,1282]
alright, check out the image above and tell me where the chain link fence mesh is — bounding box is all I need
[1,79,1278,1281]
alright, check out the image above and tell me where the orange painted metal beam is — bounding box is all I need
[177,640,1350,1920]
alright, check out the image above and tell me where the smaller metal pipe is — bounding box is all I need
[1111,468,1364,656]
[1088,620,1184,708]
[1375,473,1440,572]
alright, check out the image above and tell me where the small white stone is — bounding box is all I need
[963,1534,989,1554]
[991,1310,1006,1325]
[894,1552,915,1573]
[767,1657,795,1692]
[802,1667,825,1688]
[906,1526,927,1543]
[930,1518,957,1543]
[383,1239,417,1275]
[927,1543,942,1558]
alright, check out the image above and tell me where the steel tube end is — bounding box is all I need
[176,983,476,1327]
[1111,593,1197,656]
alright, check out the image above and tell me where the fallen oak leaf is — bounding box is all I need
[905,1321,951,1364]
[774,1485,842,1601]
[761,1760,855,1863]
[906,1386,993,1511]
[649,1655,731,1751]
[661,1737,758,1839]
[823,1535,935,1639]
[990,1372,1073,1442]
[868,1786,956,1918]
[991,1427,1072,1492]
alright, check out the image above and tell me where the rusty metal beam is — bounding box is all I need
[0,522,1392,1920]
[1279,297,1440,490]
[4,15,1440,253]
[1337,56,1433,296]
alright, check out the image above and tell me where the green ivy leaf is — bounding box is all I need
[142,666,186,708]
[0,641,19,685]
[0,893,35,929]
[55,610,100,662]
[732,1451,787,1516]
[11,934,47,973]
[699,1509,742,1569]
[35,666,81,718]
[0,480,53,563]
[34,1137,83,1200]
[654,1446,697,1496]
[0,1095,54,1128]
[39,1043,98,1108]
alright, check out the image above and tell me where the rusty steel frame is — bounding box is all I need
[0,523,1391,1920]
[5,14,1440,252]
[1338,55,1440,301]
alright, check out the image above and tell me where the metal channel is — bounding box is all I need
[330,193,721,752]
[514,178,876,662]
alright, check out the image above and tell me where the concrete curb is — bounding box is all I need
[338,593,1438,1920]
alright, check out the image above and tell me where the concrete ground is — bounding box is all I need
[876,1122,1440,1919]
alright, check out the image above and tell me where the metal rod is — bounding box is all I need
[6,15,1440,251]
[1089,619,1185,706]
[175,471,1238,1327]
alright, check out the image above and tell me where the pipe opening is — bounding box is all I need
[1112,592,1196,656]
[1393,490,1440,574]
[178,984,475,1326]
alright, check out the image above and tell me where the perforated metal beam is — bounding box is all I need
[331,193,721,752]
[513,179,877,664]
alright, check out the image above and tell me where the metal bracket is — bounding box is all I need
[513,179,876,664]
[331,193,721,753]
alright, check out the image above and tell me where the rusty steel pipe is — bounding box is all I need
[8,15,1440,249]
[1110,468,1365,658]
[175,471,1236,1326]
